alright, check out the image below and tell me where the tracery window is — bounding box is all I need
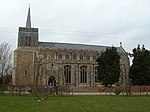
[93,55,97,60]
[65,54,70,60]
[95,66,99,83]
[80,66,87,83]
[80,54,83,60]
[86,55,90,60]
[51,53,55,59]
[64,65,71,83]
[58,54,62,59]
[73,54,77,60]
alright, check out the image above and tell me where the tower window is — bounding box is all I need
[25,36,30,46]
[24,69,28,76]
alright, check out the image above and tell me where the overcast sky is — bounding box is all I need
[0,0,150,53]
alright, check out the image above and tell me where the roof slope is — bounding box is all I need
[39,42,125,53]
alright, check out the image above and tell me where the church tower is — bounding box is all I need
[18,7,38,47]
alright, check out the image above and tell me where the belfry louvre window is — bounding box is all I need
[80,66,87,83]
[25,36,30,46]
[64,65,71,83]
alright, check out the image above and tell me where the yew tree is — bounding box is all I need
[129,45,150,85]
[97,47,121,87]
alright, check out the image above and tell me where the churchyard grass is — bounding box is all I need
[0,95,150,112]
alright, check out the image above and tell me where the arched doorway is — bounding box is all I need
[48,76,56,86]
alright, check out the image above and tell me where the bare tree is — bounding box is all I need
[0,42,12,86]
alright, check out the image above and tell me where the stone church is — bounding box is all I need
[12,8,130,88]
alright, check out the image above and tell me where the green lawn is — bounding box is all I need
[0,95,150,112]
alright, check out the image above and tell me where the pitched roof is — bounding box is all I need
[39,42,125,53]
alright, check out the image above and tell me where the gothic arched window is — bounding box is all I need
[65,54,70,60]
[86,55,90,60]
[95,66,99,83]
[64,65,71,83]
[80,54,83,60]
[51,53,55,59]
[58,54,62,59]
[73,54,77,60]
[93,55,97,60]
[80,66,87,83]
